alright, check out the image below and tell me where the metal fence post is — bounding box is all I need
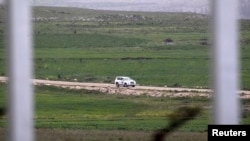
[211,0,240,124]
[5,0,34,141]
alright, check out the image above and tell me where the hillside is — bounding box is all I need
[0,6,250,89]
[0,5,209,24]
[31,0,250,19]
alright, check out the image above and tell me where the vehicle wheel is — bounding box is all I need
[116,83,119,87]
[132,85,135,87]
[123,83,128,87]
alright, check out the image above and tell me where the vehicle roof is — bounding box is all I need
[116,76,130,78]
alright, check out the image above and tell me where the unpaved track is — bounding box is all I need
[1,76,250,98]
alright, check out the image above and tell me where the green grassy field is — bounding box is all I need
[0,84,211,141]
[0,6,250,89]
[0,84,250,141]
[0,6,250,141]
[33,85,209,131]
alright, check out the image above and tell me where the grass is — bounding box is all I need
[34,33,147,48]
[0,84,250,141]
[0,6,250,89]
[33,85,209,131]
[34,56,209,87]
[0,128,208,141]
[0,6,250,141]
[0,84,210,141]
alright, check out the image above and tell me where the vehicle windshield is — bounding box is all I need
[124,77,132,80]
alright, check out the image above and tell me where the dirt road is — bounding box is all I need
[1,76,250,98]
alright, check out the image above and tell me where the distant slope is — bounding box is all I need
[31,0,250,19]
[32,6,209,22]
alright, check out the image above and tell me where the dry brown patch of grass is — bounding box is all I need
[0,128,207,141]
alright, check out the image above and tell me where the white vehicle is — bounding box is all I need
[115,76,136,87]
